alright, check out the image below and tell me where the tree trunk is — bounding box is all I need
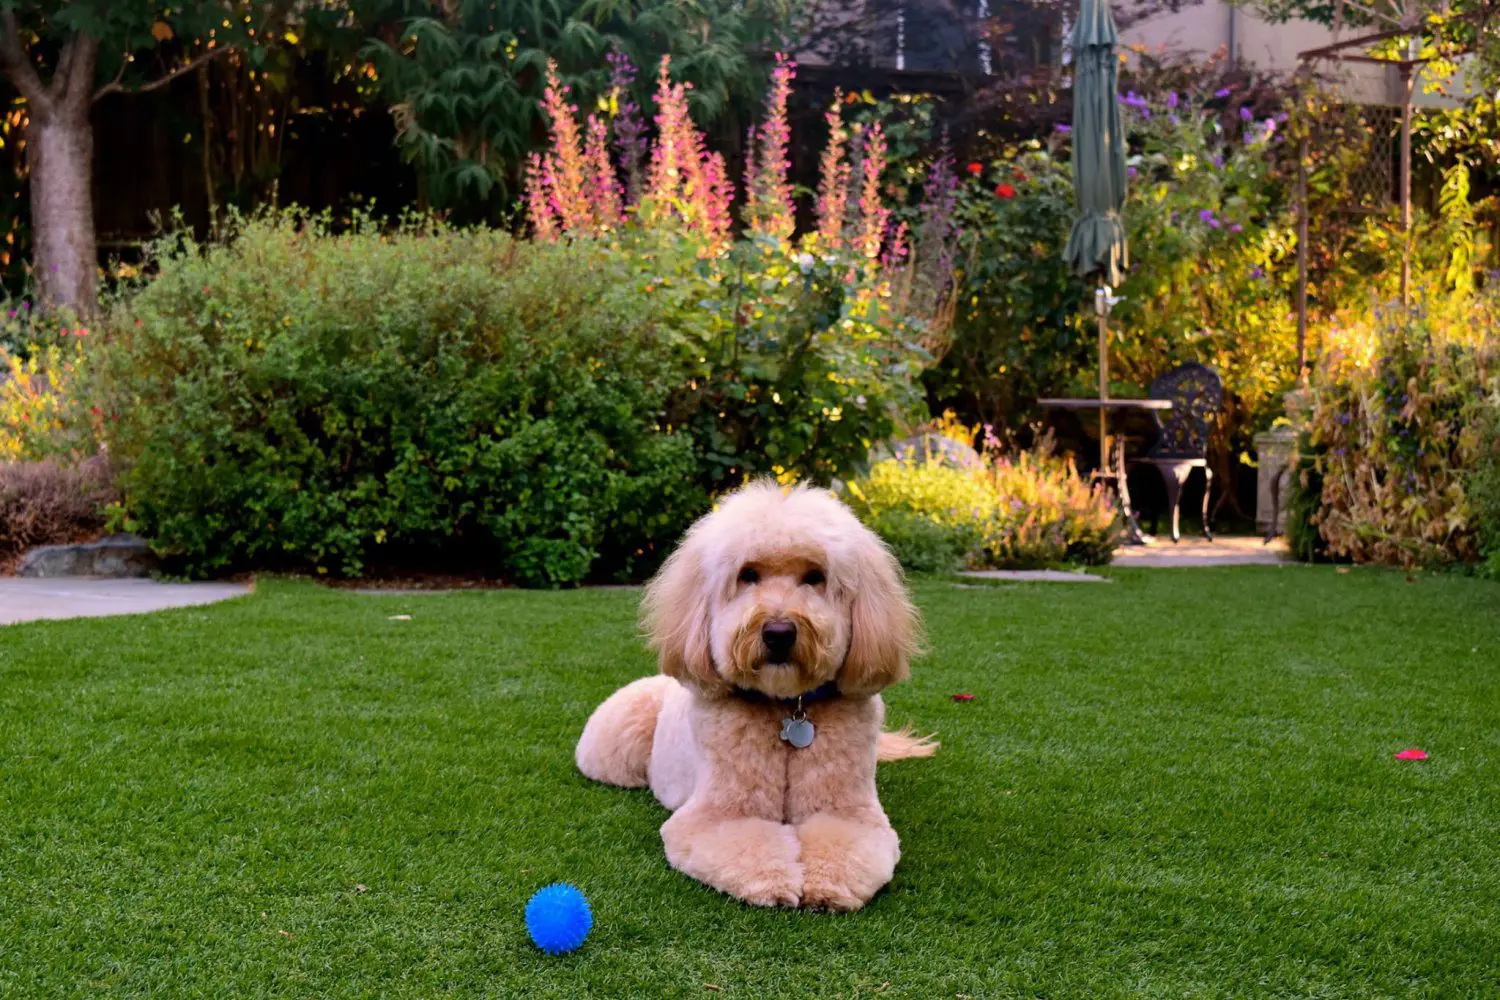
[28,109,97,316]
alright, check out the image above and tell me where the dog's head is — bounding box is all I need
[642,481,919,699]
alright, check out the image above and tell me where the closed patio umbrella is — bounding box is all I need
[1061,0,1128,473]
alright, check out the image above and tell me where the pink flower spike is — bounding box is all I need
[1393,748,1428,760]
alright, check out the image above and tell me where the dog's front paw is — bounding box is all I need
[799,875,868,912]
[663,813,805,908]
[797,813,899,912]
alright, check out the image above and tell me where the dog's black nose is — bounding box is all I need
[761,621,797,663]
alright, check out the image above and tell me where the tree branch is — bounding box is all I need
[0,10,54,117]
[93,44,235,103]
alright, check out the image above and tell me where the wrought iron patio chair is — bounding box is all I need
[1129,363,1222,543]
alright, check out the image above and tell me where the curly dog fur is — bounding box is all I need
[576,481,934,910]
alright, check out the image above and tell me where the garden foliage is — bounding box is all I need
[80,57,956,583]
[1300,294,1499,569]
[845,413,1121,572]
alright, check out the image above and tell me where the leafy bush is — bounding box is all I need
[845,418,1121,571]
[982,444,1121,567]
[1302,295,1499,568]
[525,55,949,492]
[1463,403,1500,579]
[0,456,114,566]
[89,215,709,585]
[845,454,992,572]
[1285,432,1330,564]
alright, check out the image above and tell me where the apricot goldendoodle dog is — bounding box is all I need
[575,481,934,911]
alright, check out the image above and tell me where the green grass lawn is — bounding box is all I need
[2,568,1498,998]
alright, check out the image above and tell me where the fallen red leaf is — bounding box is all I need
[951,693,975,702]
[1393,748,1428,760]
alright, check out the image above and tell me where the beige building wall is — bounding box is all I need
[1119,0,1467,108]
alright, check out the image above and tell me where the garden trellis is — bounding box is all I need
[1292,0,1492,377]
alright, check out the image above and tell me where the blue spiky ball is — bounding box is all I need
[525,883,592,955]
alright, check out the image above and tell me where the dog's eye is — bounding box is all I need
[802,568,826,587]
[737,566,759,585]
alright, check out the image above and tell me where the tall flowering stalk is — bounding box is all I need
[915,144,959,281]
[524,153,558,241]
[855,122,890,261]
[815,92,851,249]
[745,54,796,242]
[700,151,734,254]
[607,49,647,204]
[537,61,593,234]
[585,114,623,229]
[643,57,732,254]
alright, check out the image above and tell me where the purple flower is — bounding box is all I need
[1239,106,1253,121]
[1230,223,1243,233]
[1055,123,1072,134]
[1127,165,1137,178]
[1262,117,1277,133]
[1199,209,1220,228]
[1166,91,1179,108]
[1250,266,1265,279]
[1121,91,1150,110]
[1275,112,1288,123]
[1211,154,1224,168]
[1215,86,1232,98]
[1169,114,1179,126]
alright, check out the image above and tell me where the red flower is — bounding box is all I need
[1393,748,1428,760]
[951,693,976,702]
[995,183,1016,199]
[967,161,983,176]
[1012,167,1027,182]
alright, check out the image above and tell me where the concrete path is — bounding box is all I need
[1112,535,1290,568]
[959,569,1111,584]
[0,578,251,626]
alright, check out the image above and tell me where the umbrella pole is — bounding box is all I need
[1097,280,1109,474]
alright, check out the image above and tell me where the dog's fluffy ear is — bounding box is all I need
[838,526,921,697]
[641,533,721,691]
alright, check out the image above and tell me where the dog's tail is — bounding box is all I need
[877,725,939,762]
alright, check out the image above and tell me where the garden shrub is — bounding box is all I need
[1464,403,1500,579]
[1303,295,1499,569]
[1285,432,1330,563]
[90,215,709,584]
[527,55,950,493]
[844,452,993,572]
[845,418,1121,571]
[0,456,114,566]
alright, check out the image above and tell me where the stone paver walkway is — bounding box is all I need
[0,578,251,626]
[1112,535,1290,568]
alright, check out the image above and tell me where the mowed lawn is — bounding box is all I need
[2,568,1497,998]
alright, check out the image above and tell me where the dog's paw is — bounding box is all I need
[736,865,805,908]
[796,813,898,912]
[799,875,868,912]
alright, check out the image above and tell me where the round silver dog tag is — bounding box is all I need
[780,716,815,749]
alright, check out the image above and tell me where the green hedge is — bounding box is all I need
[92,216,708,584]
[87,214,924,584]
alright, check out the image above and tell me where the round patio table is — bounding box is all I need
[1037,397,1173,545]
